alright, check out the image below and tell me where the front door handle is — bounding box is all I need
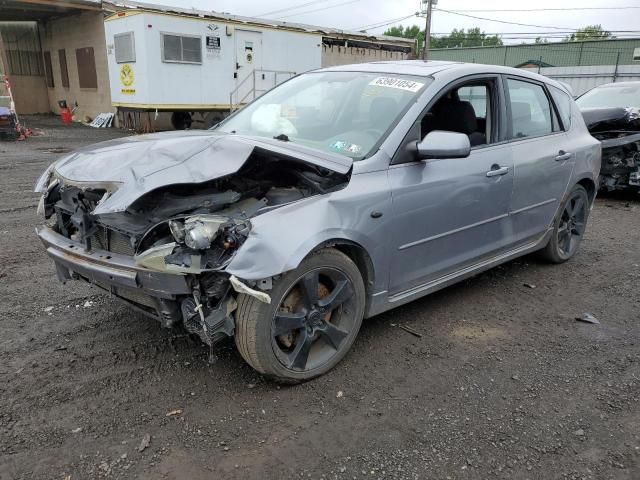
[555,150,573,162]
[486,165,510,177]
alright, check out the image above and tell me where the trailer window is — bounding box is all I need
[114,32,135,64]
[161,34,202,64]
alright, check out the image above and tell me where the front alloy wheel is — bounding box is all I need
[235,248,365,382]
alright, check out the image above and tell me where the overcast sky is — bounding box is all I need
[148,0,639,44]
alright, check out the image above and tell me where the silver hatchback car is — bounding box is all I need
[35,61,601,382]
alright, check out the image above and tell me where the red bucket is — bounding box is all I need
[60,107,72,124]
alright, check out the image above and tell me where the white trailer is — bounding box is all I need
[104,2,414,129]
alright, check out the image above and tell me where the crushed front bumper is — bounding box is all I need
[36,226,192,319]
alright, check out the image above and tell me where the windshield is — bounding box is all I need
[576,83,640,109]
[215,71,430,159]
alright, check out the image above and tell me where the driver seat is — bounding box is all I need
[432,98,486,146]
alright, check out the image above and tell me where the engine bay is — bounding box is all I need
[41,148,350,269]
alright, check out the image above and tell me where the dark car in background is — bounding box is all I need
[576,81,640,192]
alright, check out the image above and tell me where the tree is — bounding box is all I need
[431,28,503,48]
[383,25,502,55]
[383,24,425,53]
[565,25,613,41]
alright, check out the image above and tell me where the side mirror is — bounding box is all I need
[413,130,471,160]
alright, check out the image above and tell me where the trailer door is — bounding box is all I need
[234,30,263,104]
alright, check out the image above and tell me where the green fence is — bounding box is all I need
[428,38,640,67]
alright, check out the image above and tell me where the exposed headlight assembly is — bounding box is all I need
[184,216,228,250]
[168,220,185,243]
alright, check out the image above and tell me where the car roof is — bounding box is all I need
[318,60,567,90]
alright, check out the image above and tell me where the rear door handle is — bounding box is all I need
[555,151,573,162]
[486,166,510,177]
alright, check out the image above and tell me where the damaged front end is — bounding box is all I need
[582,107,640,191]
[35,139,350,346]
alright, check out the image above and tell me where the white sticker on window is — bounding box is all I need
[368,77,424,92]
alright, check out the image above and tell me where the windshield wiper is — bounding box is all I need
[273,133,290,142]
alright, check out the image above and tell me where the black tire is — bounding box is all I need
[540,184,590,263]
[171,111,192,130]
[235,248,365,383]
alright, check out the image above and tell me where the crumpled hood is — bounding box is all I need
[50,130,352,215]
[581,106,640,133]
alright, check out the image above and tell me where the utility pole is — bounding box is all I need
[420,0,436,60]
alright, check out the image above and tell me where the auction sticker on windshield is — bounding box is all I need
[369,77,424,93]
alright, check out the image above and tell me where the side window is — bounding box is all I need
[420,80,494,148]
[457,85,487,118]
[549,85,572,130]
[506,78,552,139]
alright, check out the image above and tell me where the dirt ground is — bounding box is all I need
[0,116,639,480]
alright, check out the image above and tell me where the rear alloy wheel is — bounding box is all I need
[235,249,365,383]
[540,184,590,263]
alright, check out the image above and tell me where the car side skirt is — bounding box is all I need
[367,229,553,317]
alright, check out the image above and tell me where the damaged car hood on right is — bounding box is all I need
[580,106,640,190]
[46,130,353,215]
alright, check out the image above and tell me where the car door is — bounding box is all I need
[387,76,514,295]
[504,77,575,244]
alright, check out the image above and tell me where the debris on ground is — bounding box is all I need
[576,313,600,324]
[83,300,93,308]
[398,324,423,338]
[523,283,536,289]
[43,306,54,313]
[574,428,585,436]
[71,427,82,434]
[337,391,344,398]
[165,409,182,417]
[138,433,151,452]
[88,113,115,128]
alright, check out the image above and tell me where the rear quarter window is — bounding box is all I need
[549,85,572,130]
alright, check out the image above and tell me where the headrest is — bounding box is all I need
[433,99,478,134]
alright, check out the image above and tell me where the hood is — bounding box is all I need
[580,106,640,133]
[50,130,352,215]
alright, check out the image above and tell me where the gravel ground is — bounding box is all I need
[1,116,639,480]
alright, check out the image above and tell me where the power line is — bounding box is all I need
[356,14,418,31]
[275,0,361,20]
[430,30,640,36]
[434,8,578,31]
[443,6,640,13]
[257,0,327,17]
